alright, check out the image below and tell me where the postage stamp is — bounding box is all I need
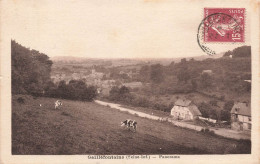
[204,8,245,42]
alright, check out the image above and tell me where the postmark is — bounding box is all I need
[197,8,245,55]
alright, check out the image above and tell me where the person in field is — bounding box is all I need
[121,119,137,132]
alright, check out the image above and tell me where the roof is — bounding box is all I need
[230,102,251,116]
[174,99,192,107]
[171,100,202,116]
[188,105,202,116]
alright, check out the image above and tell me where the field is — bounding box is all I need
[12,95,250,155]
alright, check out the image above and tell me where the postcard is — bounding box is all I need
[0,0,259,164]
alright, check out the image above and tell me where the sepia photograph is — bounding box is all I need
[1,0,259,164]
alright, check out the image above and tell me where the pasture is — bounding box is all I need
[12,95,250,155]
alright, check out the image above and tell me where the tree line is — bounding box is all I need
[137,45,251,95]
[12,40,53,95]
[11,40,97,101]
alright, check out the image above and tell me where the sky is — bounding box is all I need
[3,0,250,58]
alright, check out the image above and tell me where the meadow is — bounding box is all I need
[12,95,250,155]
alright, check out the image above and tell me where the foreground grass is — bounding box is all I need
[12,95,250,155]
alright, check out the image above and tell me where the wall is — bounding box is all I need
[171,106,193,120]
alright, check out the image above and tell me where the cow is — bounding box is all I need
[121,119,137,132]
[55,100,62,109]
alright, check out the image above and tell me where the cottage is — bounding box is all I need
[230,102,251,131]
[170,99,202,120]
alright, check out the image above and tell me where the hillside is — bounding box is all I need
[12,95,250,154]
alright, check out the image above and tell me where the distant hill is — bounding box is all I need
[51,53,224,67]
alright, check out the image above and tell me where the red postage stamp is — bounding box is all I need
[204,8,245,42]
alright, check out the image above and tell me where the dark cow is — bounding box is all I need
[121,119,137,132]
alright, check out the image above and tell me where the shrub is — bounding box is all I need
[209,130,215,135]
[45,80,97,101]
[223,100,234,111]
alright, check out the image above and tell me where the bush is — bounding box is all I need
[223,100,234,111]
[44,80,97,101]
[134,97,150,108]
[109,86,133,103]
[209,130,215,135]
[204,128,210,133]
[220,110,231,122]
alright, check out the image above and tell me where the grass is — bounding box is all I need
[119,104,170,118]
[12,95,250,155]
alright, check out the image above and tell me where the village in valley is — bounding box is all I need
[49,45,251,139]
[11,40,252,155]
[8,0,258,157]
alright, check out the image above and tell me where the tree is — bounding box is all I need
[223,46,251,58]
[57,80,69,98]
[139,65,150,82]
[223,50,232,57]
[223,100,234,111]
[232,46,251,58]
[11,40,53,95]
[220,110,231,122]
[200,73,212,88]
[150,64,165,84]
[109,86,132,103]
[198,102,210,118]
[209,100,218,106]
[119,86,130,95]
[191,79,197,91]
[109,86,120,100]
[83,86,97,101]
[177,58,190,83]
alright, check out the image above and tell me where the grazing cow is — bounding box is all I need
[55,100,62,109]
[121,119,137,132]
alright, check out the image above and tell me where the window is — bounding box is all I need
[249,117,251,121]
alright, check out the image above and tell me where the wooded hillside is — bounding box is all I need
[11,40,53,95]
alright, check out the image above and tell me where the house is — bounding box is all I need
[230,102,251,131]
[170,99,202,120]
